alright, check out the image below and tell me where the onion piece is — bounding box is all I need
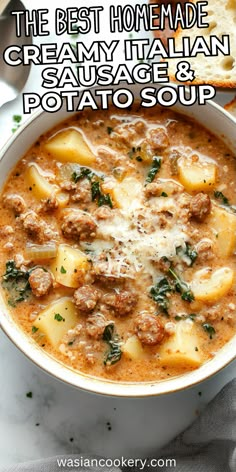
[56,191,70,207]
[25,243,57,260]
[57,163,102,183]
[57,163,81,183]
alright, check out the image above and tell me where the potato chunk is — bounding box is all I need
[122,335,145,360]
[26,165,57,200]
[44,129,95,165]
[26,165,69,208]
[106,177,142,210]
[191,267,234,302]
[158,321,202,368]
[34,297,78,347]
[208,206,236,257]
[178,158,216,192]
[51,244,90,288]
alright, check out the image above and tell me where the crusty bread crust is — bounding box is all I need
[163,0,236,88]
[168,73,236,89]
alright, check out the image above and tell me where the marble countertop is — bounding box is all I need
[0,0,235,467]
[1,329,236,466]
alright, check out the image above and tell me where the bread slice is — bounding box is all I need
[224,97,236,116]
[167,0,236,88]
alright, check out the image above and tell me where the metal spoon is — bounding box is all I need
[0,0,32,108]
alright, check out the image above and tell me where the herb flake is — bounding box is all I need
[107,126,113,135]
[127,146,142,160]
[214,191,229,206]
[54,313,65,322]
[12,114,22,133]
[71,168,113,208]
[202,323,216,339]
[103,323,122,366]
[13,114,22,124]
[146,156,162,184]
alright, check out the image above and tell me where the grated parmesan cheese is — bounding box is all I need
[93,195,188,281]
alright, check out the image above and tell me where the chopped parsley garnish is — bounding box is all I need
[32,326,39,334]
[91,181,113,208]
[60,266,67,274]
[202,323,216,339]
[146,156,162,184]
[103,323,122,366]
[12,114,22,133]
[2,260,31,304]
[13,114,22,123]
[161,192,168,197]
[26,391,33,398]
[54,313,65,322]
[150,277,172,314]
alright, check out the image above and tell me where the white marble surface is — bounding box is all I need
[0,0,235,467]
[0,328,236,466]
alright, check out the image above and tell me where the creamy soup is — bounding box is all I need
[0,104,235,382]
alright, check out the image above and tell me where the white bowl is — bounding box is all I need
[0,84,235,399]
